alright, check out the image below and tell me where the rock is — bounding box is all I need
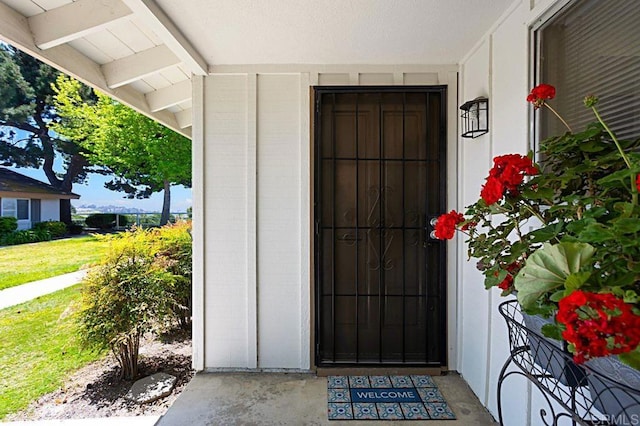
[125,372,177,404]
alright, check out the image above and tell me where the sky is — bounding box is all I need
[10,165,192,213]
[5,123,192,212]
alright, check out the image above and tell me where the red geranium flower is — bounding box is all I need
[527,84,556,109]
[434,210,464,240]
[636,174,640,192]
[556,290,640,363]
[480,154,538,204]
[480,176,504,205]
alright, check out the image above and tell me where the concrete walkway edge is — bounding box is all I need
[0,270,88,310]
[4,416,160,425]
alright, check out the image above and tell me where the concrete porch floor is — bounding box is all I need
[156,372,497,425]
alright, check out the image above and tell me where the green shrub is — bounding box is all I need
[78,227,176,380]
[85,213,128,230]
[33,221,67,238]
[2,229,52,246]
[152,221,193,329]
[0,217,18,235]
[66,223,84,235]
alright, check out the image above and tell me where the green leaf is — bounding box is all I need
[564,271,591,291]
[613,202,635,218]
[607,273,637,288]
[549,289,566,302]
[527,222,563,243]
[521,187,554,200]
[597,169,634,186]
[578,223,616,243]
[578,140,606,153]
[623,290,639,304]
[515,242,595,309]
[485,268,507,289]
[541,323,563,340]
[618,349,640,371]
[613,218,640,234]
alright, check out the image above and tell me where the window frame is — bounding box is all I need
[1,198,30,221]
[529,0,573,157]
[530,0,640,154]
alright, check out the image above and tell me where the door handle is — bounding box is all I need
[428,216,439,240]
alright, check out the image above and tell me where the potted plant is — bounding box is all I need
[435,84,640,416]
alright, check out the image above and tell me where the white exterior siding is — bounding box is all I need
[40,199,59,222]
[202,75,251,368]
[257,74,303,368]
[457,38,492,400]
[198,68,458,372]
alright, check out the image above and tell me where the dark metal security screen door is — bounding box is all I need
[314,87,447,367]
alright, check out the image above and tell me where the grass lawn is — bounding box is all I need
[0,285,106,419]
[0,236,111,291]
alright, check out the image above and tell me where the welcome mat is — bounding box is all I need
[327,375,456,420]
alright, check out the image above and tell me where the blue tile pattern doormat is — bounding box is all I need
[327,375,456,420]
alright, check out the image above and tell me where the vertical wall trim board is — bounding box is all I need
[256,74,304,368]
[299,73,312,369]
[445,70,461,371]
[483,33,495,407]
[191,74,205,371]
[247,73,258,369]
[456,64,465,373]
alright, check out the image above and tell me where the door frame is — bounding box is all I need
[312,85,449,369]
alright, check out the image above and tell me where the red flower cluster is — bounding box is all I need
[556,290,640,364]
[527,83,556,109]
[480,154,539,205]
[434,210,464,240]
[636,174,640,192]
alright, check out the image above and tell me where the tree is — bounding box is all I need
[0,45,95,224]
[52,76,191,225]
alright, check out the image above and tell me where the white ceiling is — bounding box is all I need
[158,0,513,65]
[0,0,514,136]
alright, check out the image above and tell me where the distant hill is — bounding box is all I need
[74,204,149,214]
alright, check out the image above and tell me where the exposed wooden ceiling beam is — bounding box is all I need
[0,1,188,138]
[175,108,193,129]
[28,0,133,50]
[102,45,181,88]
[121,0,207,76]
[146,80,191,112]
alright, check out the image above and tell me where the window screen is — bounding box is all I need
[538,0,640,141]
[17,199,29,220]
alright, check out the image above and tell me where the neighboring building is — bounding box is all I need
[0,168,79,230]
[0,0,636,423]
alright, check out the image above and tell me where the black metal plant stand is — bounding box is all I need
[497,300,640,426]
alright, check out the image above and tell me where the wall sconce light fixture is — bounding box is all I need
[460,97,489,138]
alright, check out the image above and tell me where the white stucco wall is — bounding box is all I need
[40,199,59,222]
[196,67,458,372]
[457,0,571,423]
